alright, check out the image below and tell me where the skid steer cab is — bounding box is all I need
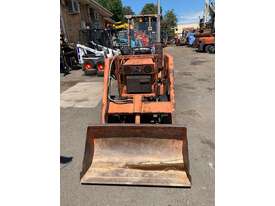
[80,14,191,187]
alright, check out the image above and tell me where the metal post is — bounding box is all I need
[128,18,130,47]
[157,0,161,43]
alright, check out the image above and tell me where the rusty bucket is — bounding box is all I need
[80,124,191,187]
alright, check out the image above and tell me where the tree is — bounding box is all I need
[109,0,124,22]
[164,9,177,28]
[162,9,177,37]
[96,0,123,22]
[140,3,157,15]
[122,6,135,16]
[96,0,108,8]
[140,3,163,15]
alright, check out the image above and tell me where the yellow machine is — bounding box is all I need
[113,21,129,30]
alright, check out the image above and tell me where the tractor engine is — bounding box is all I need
[121,57,156,94]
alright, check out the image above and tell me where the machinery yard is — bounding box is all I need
[4,0,275,206]
[3,0,275,204]
[61,46,214,206]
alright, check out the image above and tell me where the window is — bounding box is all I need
[94,11,99,20]
[68,0,80,14]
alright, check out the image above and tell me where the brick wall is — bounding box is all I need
[61,0,93,43]
[80,3,90,25]
[61,0,111,43]
[61,1,81,43]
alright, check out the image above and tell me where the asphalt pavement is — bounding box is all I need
[60,46,215,206]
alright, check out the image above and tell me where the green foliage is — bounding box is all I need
[96,0,123,22]
[110,0,124,22]
[164,10,177,28]
[140,3,163,15]
[122,6,135,15]
[96,0,108,8]
[162,9,177,37]
[140,3,157,15]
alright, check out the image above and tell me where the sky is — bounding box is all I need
[122,0,205,24]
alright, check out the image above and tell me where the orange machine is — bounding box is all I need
[80,14,191,187]
[197,34,215,53]
[101,54,175,124]
[196,1,215,54]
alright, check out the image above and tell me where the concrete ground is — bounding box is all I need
[60,46,215,206]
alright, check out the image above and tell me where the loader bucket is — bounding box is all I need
[80,124,191,187]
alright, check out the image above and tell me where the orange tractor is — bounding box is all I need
[196,0,215,54]
[196,33,215,53]
[80,14,191,187]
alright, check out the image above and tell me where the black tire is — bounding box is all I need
[205,45,212,53]
[209,45,215,54]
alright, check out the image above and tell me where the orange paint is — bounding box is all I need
[101,53,175,123]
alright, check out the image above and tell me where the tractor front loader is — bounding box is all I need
[80,13,191,187]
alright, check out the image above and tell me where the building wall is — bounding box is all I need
[60,0,111,43]
[176,23,200,36]
[88,7,105,29]
[61,0,81,43]
[98,15,105,29]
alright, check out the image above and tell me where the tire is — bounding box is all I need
[198,43,204,52]
[205,45,212,53]
[209,45,215,54]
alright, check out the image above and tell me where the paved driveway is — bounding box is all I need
[61,46,215,206]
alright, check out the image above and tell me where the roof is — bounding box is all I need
[80,0,113,17]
